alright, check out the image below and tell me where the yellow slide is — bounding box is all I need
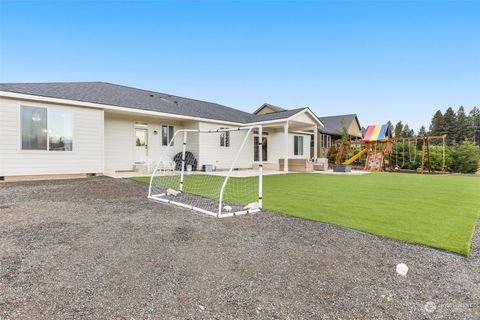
[343,148,368,165]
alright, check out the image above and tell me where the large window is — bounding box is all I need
[294,135,304,156]
[220,128,230,147]
[21,106,73,151]
[21,106,47,150]
[162,125,174,146]
[48,109,73,151]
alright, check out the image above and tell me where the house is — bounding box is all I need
[0,82,323,181]
[317,114,362,157]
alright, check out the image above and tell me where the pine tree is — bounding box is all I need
[418,125,427,137]
[394,121,403,138]
[386,120,393,130]
[402,124,414,137]
[455,106,471,143]
[429,110,444,136]
[417,125,427,148]
[384,121,393,138]
[443,107,457,145]
[470,107,480,145]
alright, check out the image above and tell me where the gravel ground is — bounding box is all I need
[0,177,479,319]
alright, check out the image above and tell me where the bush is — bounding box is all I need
[391,143,452,171]
[450,141,480,173]
[427,145,453,172]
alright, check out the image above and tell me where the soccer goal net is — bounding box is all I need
[148,126,263,218]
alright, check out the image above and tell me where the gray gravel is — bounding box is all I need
[0,177,479,319]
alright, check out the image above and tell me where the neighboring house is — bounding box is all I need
[317,114,362,157]
[0,82,323,181]
[253,103,287,115]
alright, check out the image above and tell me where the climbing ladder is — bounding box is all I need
[365,151,384,171]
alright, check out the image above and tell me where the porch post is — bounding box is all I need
[313,126,318,162]
[284,121,289,173]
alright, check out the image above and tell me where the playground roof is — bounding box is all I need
[363,124,392,141]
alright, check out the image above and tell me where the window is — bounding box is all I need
[294,135,304,156]
[254,136,267,161]
[21,106,47,150]
[320,134,331,149]
[220,128,230,147]
[21,106,73,151]
[162,125,174,146]
[48,109,73,151]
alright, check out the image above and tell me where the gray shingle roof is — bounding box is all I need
[0,82,308,124]
[250,108,309,122]
[318,114,360,136]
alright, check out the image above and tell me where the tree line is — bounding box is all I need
[386,106,480,145]
[383,106,480,173]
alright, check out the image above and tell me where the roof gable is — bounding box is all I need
[253,103,287,115]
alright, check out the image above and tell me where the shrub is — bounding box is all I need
[450,141,480,173]
[427,145,453,172]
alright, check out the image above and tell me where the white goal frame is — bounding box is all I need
[148,126,263,218]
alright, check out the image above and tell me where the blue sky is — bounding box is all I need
[1,1,479,131]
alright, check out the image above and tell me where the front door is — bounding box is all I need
[134,127,148,163]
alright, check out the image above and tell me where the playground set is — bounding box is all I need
[335,124,447,173]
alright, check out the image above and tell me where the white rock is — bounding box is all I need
[223,205,232,212]
[198,305,205,311]
[396,263,409,276]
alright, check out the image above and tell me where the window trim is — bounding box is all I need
[19,105,75,153]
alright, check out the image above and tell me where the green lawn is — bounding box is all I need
[132,173,480,255]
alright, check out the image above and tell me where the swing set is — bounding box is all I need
[336,124,447,173]
[390,135,447,173]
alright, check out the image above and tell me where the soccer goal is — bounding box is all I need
[148,126,263,218]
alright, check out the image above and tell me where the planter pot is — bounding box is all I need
[332,165,352,173]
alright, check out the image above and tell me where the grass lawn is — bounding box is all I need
[132,173,480,255]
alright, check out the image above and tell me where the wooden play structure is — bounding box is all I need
[336,124,447,173]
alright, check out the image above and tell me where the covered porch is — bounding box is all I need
[250,108,322,173]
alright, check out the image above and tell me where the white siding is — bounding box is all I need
[197,122,254,170]
[104,114,135,171]
[0,97,104,176]
[291,111,316,124]
[183,121,200,161]
[103,113,197,172]
[0,96,314,177]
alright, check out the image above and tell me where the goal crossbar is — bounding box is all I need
[148,125,263,218]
